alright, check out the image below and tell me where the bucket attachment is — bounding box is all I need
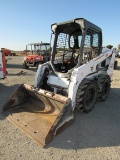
[3,84,74,147]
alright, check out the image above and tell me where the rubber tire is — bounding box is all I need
[76,81,98,113]
[23,62,29,69]
[101,76,110,101]
[114,60,117,70]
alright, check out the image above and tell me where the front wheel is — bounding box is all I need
[76,80,98,113]
[101,76,110,101]
[114,60,117,69]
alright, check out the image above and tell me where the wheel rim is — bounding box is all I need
[84,85,96,109]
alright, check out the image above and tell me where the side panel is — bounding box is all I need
[68,49,114,109]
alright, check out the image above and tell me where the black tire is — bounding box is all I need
[114,60,117,69]
[98,75,110,101]
[101,76,110,101]
[23,62,29,69]
[76,80,98,113]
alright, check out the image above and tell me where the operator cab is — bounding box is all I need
[34,18,102,92]
[51,18,102,74]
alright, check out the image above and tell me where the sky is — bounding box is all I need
[0,0,120,51]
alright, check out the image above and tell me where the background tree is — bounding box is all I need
[106,45,113,49]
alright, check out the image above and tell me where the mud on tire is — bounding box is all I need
[76,80,98,113]
[114,60,117,70]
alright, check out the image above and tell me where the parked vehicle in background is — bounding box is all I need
[23,42,51,69]
[0,51,7,79]
[1,48,16,56]
[1,48,11,56]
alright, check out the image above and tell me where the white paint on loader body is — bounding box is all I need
[35,48,115,110]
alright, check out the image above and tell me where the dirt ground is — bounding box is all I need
[0,56,120,160]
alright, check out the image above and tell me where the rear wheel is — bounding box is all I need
[76,80,98,113]
[98,75,110,101]
[23,62,29,69]
[114,60,117,69]
[101,76,110,101]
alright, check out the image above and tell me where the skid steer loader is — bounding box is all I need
[3,18,115,147]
